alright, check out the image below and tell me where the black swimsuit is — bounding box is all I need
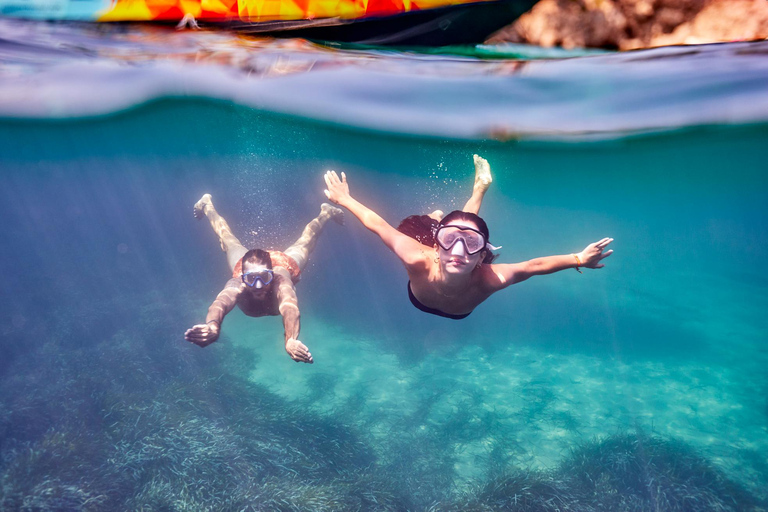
[398,215,473,320]
[407,281,471,320]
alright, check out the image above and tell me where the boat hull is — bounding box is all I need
[227,0,537,46]
[0,0,535,45]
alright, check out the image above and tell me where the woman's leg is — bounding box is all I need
[194,194,248,272]
[425,155,492,221]
[461,154,492,215]
[283,203,343,272]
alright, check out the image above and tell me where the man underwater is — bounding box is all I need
[184,194,343,363]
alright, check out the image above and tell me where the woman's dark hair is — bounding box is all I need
[439,210,490,240]
[438,210,496,264]
[242,249,272,269]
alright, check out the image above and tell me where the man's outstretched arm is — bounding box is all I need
[184,278,241,347]
[275,271,313,364]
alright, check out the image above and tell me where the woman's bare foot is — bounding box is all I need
[193,194,212,220]
[473,154,492,195]
[321,203,345,225]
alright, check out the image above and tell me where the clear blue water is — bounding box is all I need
[1,19,767,510]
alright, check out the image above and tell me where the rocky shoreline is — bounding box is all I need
[487,0,768,50]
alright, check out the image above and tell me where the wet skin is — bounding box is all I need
[184,262,313,363]
[323,162,614,318]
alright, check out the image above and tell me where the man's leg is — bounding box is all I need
[194,194,248,272]
[283,203,343,272]
[462,154,492,215]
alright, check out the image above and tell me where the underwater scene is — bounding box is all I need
[1,19,767,511]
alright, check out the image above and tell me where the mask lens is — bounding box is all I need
[436,226,485,255]
[257,270,273,285]
[436,227,460,250]
[463,232,484,253]
[242,269,273,286]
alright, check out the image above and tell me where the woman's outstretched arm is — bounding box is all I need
[486,238,614,290]
[324,170,426,267]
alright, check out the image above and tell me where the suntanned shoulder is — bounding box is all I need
[273,269,298,304]
[484,262,523,291]
[272,267,293,282]
[224,277,245,291]
[399,238,433,270]
[218,279,245,306]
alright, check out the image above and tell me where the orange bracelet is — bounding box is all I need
[573,254,583,274]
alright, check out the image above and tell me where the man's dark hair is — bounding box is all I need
[242,249,272,269]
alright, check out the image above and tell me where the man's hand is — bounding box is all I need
[285,338,313,364]
[184,321,220,348]
[577,238,614,269]
[324,170,350,206]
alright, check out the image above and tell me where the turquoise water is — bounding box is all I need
[1,20,767,510]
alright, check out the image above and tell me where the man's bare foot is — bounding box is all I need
[193,194,212,220]
[428,209,444,221]
[321,203,345,225]
[473,154,492,194]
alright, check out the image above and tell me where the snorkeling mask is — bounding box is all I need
[435,225,502,255]
[242,269,274,287]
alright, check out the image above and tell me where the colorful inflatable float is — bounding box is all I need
[0,0,537,45]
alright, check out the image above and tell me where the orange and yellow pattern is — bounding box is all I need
[98,0,484,22]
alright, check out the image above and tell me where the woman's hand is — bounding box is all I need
[577,238,614,269]
[324,170,351,206]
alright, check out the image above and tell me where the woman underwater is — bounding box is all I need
[323,155,613,319]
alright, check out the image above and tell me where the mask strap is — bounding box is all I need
[486,243,502,251]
